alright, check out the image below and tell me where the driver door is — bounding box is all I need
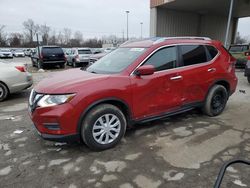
[131,46,183,120]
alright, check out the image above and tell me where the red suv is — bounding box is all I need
[29,37,238,150]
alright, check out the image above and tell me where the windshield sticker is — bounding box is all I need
[130,48,145,52]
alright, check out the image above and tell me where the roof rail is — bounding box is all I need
[153,36,211,45]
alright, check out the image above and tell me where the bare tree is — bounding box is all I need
[235,32,247,44]
[63,28,72,45]
[57,31,64,45]
[49,30,57,45]
[23,19,39,44]
[0,25,7,46]
[40,24,50,45]
[9,33,23,47]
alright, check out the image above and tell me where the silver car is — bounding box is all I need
[66,48,92,67]
[0,49,13,58]
[0,61,33,101]
[13,49,25,57]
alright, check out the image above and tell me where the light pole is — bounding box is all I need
[126,11,130,41]
[140,22,143,39]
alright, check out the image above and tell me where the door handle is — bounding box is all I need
[208,68,216,72]
[170,75,183,81]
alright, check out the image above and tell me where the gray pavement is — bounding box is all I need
[0,61,249,188]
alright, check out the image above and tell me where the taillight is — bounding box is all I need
[64,54,67,61]
[40,53,43,59]
[245,52,250,60]
[15,66,26,72]
[76,55,79,59]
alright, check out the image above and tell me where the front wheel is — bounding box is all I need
[81,104,127,151]
[203,85,228,117]
[0,82,9,102]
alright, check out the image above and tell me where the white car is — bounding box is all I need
[0,49,13,58]
[13,49,25,57]
[0,61,33,101]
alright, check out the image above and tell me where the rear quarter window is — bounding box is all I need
[206,45,218,61]
[180,45,207,66]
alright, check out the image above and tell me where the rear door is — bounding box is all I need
[177,44,217,105]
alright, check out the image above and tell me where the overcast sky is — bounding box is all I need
[0,0,249,39]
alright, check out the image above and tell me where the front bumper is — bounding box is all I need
[29,102,80,142]
[33,124,79,142]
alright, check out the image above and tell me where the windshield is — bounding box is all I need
[229,45,249,52]
[1,49,11,52]
[87,47,146,74]
[78,50,92,54]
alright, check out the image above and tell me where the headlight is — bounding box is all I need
[37,94,75,108]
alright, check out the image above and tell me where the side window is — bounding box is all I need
[206,45,218,61]
[144,46,177,71]
[180,45,207,66]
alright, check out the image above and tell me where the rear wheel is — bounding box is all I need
[248,76,250,84]
[73,60,77,68]
[0,82,9,102]
[203,85,228,117]
[59,64,65,69]
[37,60,44,69]
[81,104,126,151]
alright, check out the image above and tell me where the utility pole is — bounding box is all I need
[126,11,130,41]
[140,22,143,39]
[36,33,41,61]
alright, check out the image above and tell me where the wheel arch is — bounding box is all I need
[77,97,132,134]
[205,79,231,100]
[0,80,10,94]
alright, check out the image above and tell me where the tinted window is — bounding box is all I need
[180,45,207,66]
[42,47,63,55]
[206,45,218,60]
[144,46,177,71]
[229,45,249,52]
[78,50,92,54]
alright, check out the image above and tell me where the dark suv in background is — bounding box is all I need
[31,46,66,69]
[229,44,249,68]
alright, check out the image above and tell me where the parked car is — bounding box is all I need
[104,47,116,53]
[229,44,249,68]
[66,48,92,67]
[31,46,66,69]
[29,37,237,151]
[244,52,250,83]
[89,52,108,65]
[0,61,33,102]
[24,48,32,57]
[0,49,13,58]
[13,49,25,57]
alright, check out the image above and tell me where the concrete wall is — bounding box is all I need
[150,8,238,45]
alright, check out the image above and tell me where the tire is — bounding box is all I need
[203,85,228,117]
[81,104,127,151]
[60,64,65,69]
[248,76,250,84]
[0,82,9,102]
[37,60,43,69]
[73,60,77,68]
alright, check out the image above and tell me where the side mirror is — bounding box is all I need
[135,65,155,76]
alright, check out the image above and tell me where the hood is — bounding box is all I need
[35,69,109,94]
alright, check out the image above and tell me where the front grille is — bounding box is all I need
[29,89,44,112]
